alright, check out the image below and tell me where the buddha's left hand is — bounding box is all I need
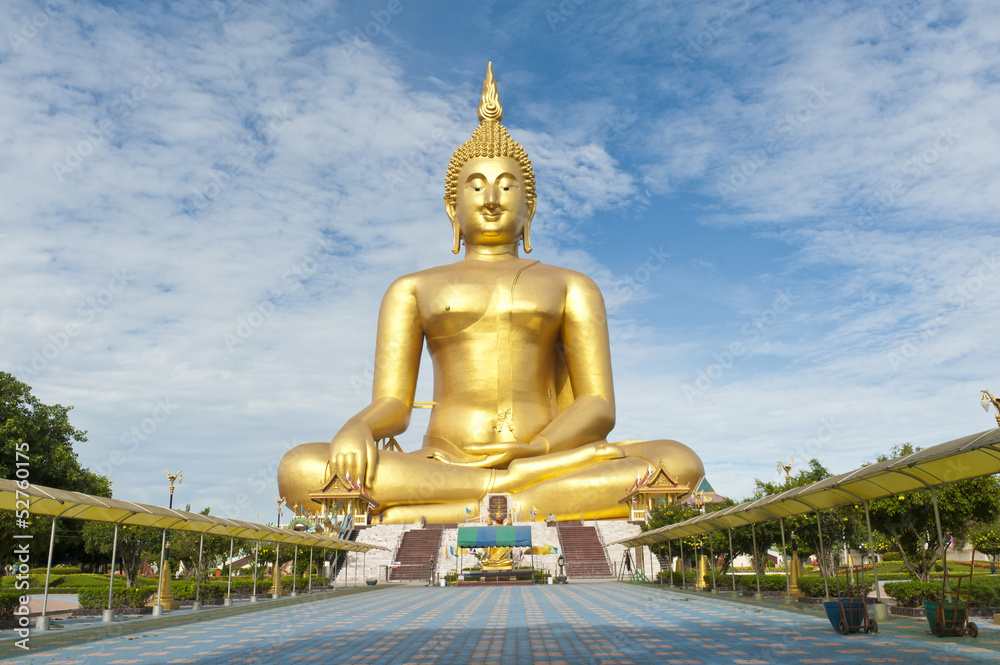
[455,437,549,468]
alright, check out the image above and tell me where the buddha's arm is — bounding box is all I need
[533,273,616,452]
[331,276,424,487]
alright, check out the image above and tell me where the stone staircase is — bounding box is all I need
[331,527,361,580]
[389,524,445,581]
[333,523,404,584]
[557,522,613,578]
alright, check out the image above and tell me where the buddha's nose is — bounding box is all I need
[484,185,499,208]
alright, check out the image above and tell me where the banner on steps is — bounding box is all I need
[457,526,532,548]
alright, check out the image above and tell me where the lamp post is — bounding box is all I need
[789,530,802,597]
[692,493,707,589]
[153,469,182,615]
[982,390,1000,427]
[777,460,794,485]
[557,555,566,583]
[271,496,285,598]
[428,556,435,586]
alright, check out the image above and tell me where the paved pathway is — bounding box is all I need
[4,582,999,664]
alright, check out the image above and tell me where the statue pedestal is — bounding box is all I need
[146,562,181,610]
[788,552,804,598]
[268,568,285,598]
[695,555,708,589]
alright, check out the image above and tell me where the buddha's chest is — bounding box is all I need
[418,270,564,339]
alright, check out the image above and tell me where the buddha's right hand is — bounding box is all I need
[330,421,378,490]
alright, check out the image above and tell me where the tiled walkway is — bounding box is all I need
[4,583,999,664]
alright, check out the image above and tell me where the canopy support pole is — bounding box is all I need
[709,534,717,592]
[816,510,830,599]
[679,538,685,588]
[251,540,259,602]
[308,547,314,594]
[225,538,234,606]
[751,523,762,599]
[728,528,736,593]
[154,528,167,612]
[106,522,119,612]
[292,544,299,596]
[194,533,204,607]
[666,540,672,586]
[863,501,882,603]
[37,517,59,631]
[779,518,790,600]
[931,485,948,591]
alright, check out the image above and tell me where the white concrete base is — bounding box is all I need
[223,598,233,606]
[873,603,890,621]
[250,595,258,603]
[102,609,115,623]
[191,601,202,611]
[152,605,163,616]
[35,616,51,632]
[754,592,764,600]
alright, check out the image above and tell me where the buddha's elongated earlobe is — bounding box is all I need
[447,198,462,254]
[522,197,536,253]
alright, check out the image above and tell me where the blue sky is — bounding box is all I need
[3,0,998,523]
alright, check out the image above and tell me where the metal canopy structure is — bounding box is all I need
[0,478,382,553]
[616,428,1000,548]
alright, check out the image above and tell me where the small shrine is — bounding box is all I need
[617,465,692,522]
[681,477,727,511]
[308,472,380,533]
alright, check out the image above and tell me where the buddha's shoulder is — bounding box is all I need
[386,260,603,295]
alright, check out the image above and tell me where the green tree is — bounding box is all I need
[1,372,111,567]
[971,519,1000,571]
[643,499,743,576]
[167,508,241,581]
[748,459,864,575]
[81,522,162,587]
[867,444,1000,581]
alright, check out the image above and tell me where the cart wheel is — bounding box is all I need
[967,622,978,638]
[838,619,849,635]
[867,618,878,634]
[934,621,946,638]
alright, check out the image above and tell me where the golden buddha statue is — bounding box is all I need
[277,63,704,523]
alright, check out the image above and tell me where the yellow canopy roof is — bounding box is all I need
[617,428,1000,548]
[0,479,384,552]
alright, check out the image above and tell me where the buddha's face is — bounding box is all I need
[447,156,535,249]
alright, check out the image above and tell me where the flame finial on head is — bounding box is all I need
[478,61,503,123]
[444,62,535,206]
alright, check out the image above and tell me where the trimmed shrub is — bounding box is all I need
[78,586,156,610]
[711,574,790,592]
[1,592,26,621]
[884,577,1000,608]
[2,574,49,589]
[30,566,81,575]
[63,574,115,588]
[169,581,224,601]
[228,578,271,595]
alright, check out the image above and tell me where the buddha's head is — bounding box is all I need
[445,62,536,254]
